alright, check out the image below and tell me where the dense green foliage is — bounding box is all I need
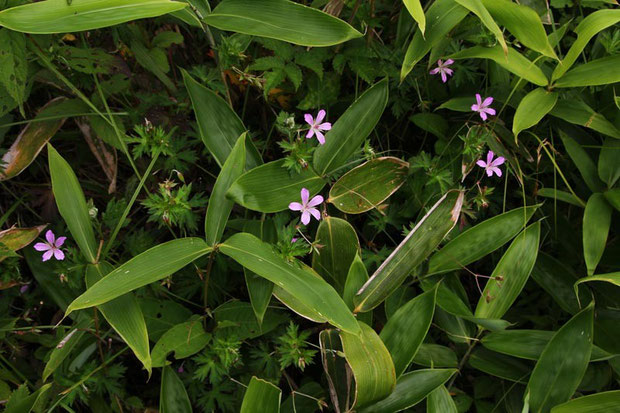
[0,0,619,412]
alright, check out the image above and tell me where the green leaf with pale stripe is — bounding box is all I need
[582,193,612,276]
[182,69,260,169]
[429,205,538,275]
[551,391,620,413]
[66,238,211,314]
[427,385,458,413]
[481,0,557,59]
[401,0,468,80]
[402,0,425,34]
[380,286,437,377]
[160,366,192,413]
[219,232,360,334]
[574,272,620,298]
[354,191,463,312]
[86,262,151,374]
[474,222,540,320]
[448,46,548,86]
[48,144,98,263]
[328,157,409,214]
[313,79,389,176]
[42,317,91,381]
[243,220,276,326]
[340,322,396,408]
[227,159,325,213]
[205,133,246,246]
[526,303,594,412]
[359,369,457,413]
[554,55,620,88]
[551,9,620,81]
[312,217,360,293]
[0,0,186,34]
[204,0,362,47]
[240,377,281,413]
[513,89,557,138]
[551,100,620,139]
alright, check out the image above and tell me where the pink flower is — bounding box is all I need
[34,230,66,261]
[477,151,505,177]
[471,94,496,121]
[304,109,331,145]
[289,188,323,225]
[429,59,454,83]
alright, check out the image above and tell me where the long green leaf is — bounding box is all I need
[342,254,371,325]
[582,193,612,276]
[359,369,457,413]
[243,220,276,326]
[328,157,409,214]
[448,46,548,86]
[86,262,151,374]
[354,191,463,312]
[312,217,360,293]
[182,69,260,169]
[240,377,281,413]
[454,0,507,54]
[427,385,458,413]
[340,322,396,408]
[551,100,620,139]
[512,89,557,137]
[474,222,540,320]
[551,390,620,413]
[66,238,211,314]
[151,316,210,368]
[48,144,98,263]
[313,79,389,176]
[203,0,362,47]
[604,188,620,212]
[481,329,613,362]
[531,253,583,315]
[402,0,425,34]
[42,317,91,381]
[0,0,186,33]
[413,344,458,368]
[380,286,437,377]
[551,9,620,81]
[401,0,468,80]
[598,137,620,188]
[574,272,620,298]
[205,133,246,246]
[526,303,594,412]
[469,347,531,382]
[219,232,360,334]
[481,0,557,59]
[429,205,538,275]
[160,366,192,413]
[227,159,325,213]
[554,55,620,88]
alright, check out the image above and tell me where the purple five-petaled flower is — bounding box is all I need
[34,230,66,262]
[471,94,496,121]
[476,151,505,177]
[304,109,331,145]
[429,59,454,83]
[289,188,323,225]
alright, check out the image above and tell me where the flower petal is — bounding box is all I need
[316,109,326,124]
[476,160,487,168]
[309,207,321,221]
[45,230,55,244]
[301,211,311,225]
[34,242,51,252]
[487,151,494,164]
[289,202,304,211]
[430,68,440,75]
[441,72,447,83]
[304,113,314,126]
[54,249,65,261]
[306,128,315,139]
[42,250,54,261]
[485,108,496,116]
[444,68,453,76]
[315,130,325,145]
[480,111,488,121]
[475,94,482,105]
[486,168,494,177]
[300,188,310,205]
[490,167,502,177]
[307,195,324,207]
[437,59,443,66]
[482,96,494,107]
[318,122,331,131]
[444,59,454,65]
[471,104,480,112]
[55,236,67,247]
[491,156,505,167]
